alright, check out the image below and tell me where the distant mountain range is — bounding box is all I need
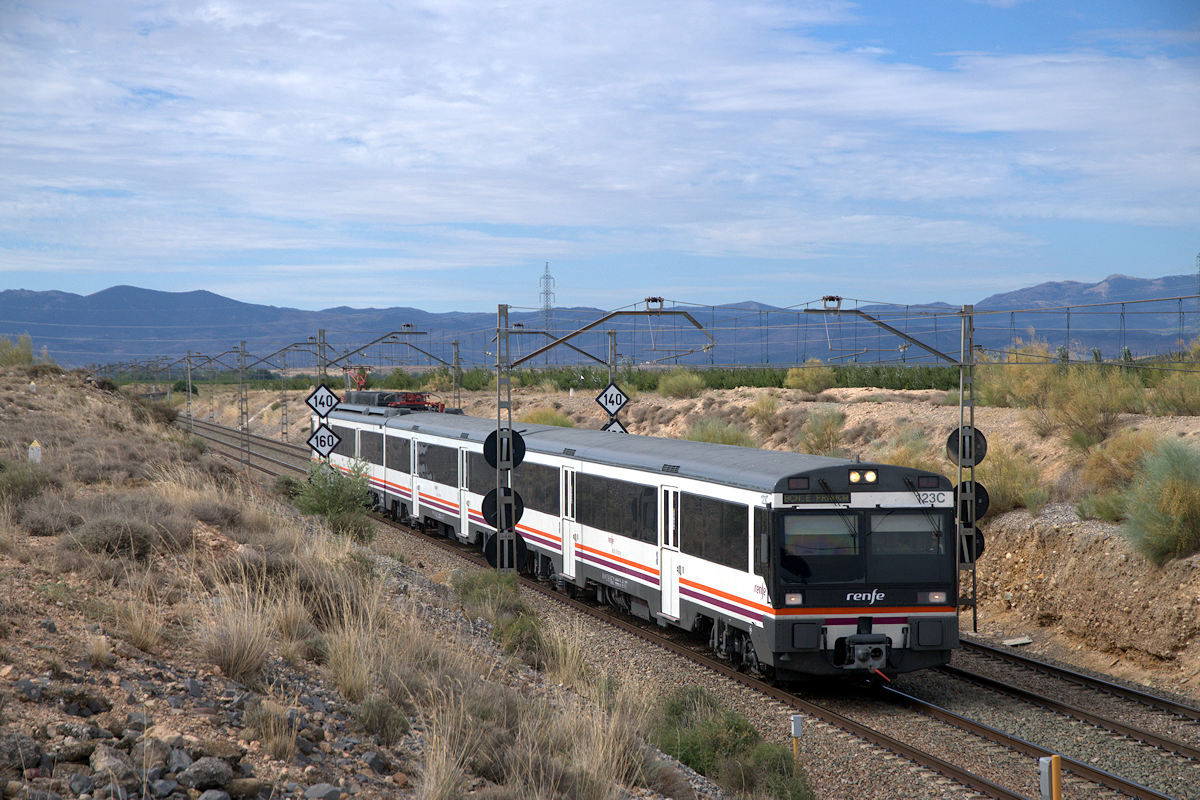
[2,274,1197,370]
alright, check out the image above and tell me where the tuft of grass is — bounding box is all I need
[295,461,374,542]
[784,359,836,393]
[540,617,590,687]
[975,445,1043,517]
[657,368,705,399]
[1078,489,1127,522]
[201,577,274,685]
[685,419,757,447]
[356,695,409,746]
[875,427,941,474]
[84,634,114,667]
[519,408,575,428]
[748,393,779,430]
[244,694,300,760]
[1121,439,1200,564]
[797,409,845,456]
[116,597,164,653]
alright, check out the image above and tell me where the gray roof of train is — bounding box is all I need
[327,408,856,493]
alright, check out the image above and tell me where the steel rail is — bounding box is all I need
[940,664,1200,761]
[962,639,1200,723]
[882,687,1176,800]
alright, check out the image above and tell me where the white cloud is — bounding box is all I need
[0,0,1196,308]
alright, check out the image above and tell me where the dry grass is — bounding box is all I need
[200,572,274,685]
[975,444,1044,516]
[1081,429,1159,491]
[541,617,590,687]
[748,393,779,431]
[685,419,757,447]
[519,408,575,427]
[243,693,300,761]
[797,409,845,456]
[416,697,470,800]
[84,634,114,667]
[1046,367,1140,448]
[873,427,941,474]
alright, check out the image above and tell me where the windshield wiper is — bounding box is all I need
[819,478,859,540]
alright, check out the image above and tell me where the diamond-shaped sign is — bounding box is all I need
[307,424,341,457]
[306,384,341,417]
[595,383,628,416]
[600,417,627,433]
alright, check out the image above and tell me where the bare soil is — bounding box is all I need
[207,383,1200,701]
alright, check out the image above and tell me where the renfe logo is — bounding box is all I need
[846,589,886,605]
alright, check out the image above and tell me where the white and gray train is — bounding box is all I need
[317,393,959,680]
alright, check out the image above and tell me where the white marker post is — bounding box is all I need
[790,714,802,766]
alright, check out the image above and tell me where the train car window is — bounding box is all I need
[779,513,863,584]
[680,493,748,570]
[576,473,656,543]
[753,508,769,577]
[385,436,411,473]
[330,425,356,458]
[468,452,492,496]
[360,431,383,466]
[866,512,950,583]
[869,512,943,555]
[514,461,561,516]
[417,442,458,485]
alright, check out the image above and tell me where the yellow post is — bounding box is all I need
[1039,754,1062,800]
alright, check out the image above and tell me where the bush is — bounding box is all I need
[785,359,835,393]
[685,419,757,447]
[975,445,1042,517]
[657,368,705,399]
[1080,429,1159,491]
[0,460,58,505]
[1122,440,1200,564]
[749,393,779,429]
[519,408,575,427]
[874,428,941,474]
[296,461,371,519]
[1047,367,1140,447]
[1146,370,1200,416]
[651,685,810,797]
[976,340,1056,408]
[798,409,845,456]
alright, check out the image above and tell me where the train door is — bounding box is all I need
[410,436,421,520]
[561,465,579,580]
[457,448,470,539]
[660,487,681,619]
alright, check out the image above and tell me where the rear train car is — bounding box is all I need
[317,403,958,680]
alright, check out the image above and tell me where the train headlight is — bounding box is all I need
[849,469,878,485]
[784,592,803,606]
[919,591,948,604]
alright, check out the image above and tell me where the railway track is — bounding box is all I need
[187,418,1198,800]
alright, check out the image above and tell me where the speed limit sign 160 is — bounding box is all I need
[308,424,341,457]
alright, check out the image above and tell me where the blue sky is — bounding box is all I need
[2,0,1197,312]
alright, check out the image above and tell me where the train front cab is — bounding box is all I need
[756,465,959,680]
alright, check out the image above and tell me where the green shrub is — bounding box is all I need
[798,409,845,456]
[272,474,305,500]
[66,518,163,560]
[685,419,757,447]
[651,686,810,797]
[519,408,575,427]
[451,569,529,620]
[494,614,545,664]
[1122,440,1200,564]
[296,461,371,518]
[785,359,836,393]
[657,368,705,398]
[1078,490,1127,522]
[719,741,812,800]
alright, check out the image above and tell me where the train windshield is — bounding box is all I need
[779,513,864,584]
[866,510,950,583]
